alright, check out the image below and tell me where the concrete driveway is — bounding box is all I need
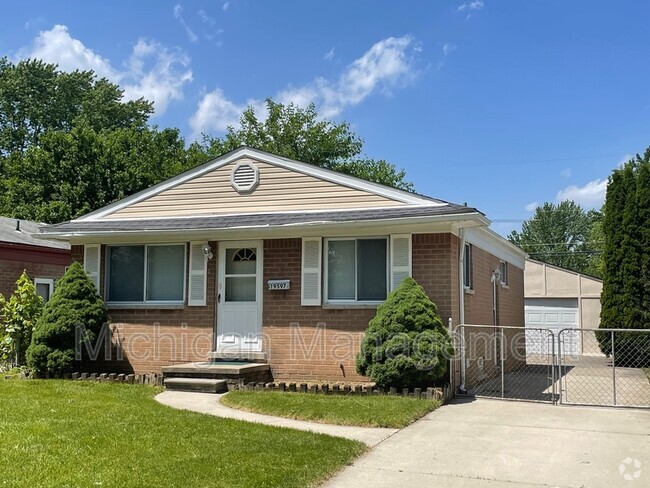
[324,398,649,488]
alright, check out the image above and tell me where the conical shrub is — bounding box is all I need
[27,261,110,375]
[356,277,454,389]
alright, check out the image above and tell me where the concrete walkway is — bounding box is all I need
[324,398,650,488]
[155,390,397,446]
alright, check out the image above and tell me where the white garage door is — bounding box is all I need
[525,298,579,355]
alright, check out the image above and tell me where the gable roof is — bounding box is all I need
[76,146,446,222]
[0,217,69,250]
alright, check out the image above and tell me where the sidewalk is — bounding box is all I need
[155,390,398,446]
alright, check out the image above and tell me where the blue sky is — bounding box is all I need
[2,1,649,235]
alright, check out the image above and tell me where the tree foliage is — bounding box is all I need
[26,262,110,375]
[0,271,44,367]
[190,99,414,191]
[508,201,603,277]
[598,149,650,365]
[0,58,192,223]
[0,60,413,223]
[356,278,453,389]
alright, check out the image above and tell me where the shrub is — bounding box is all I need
[0,271,44,367]
[356,277,454,389]
[26,262,109,375]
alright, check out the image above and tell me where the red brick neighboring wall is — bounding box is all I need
[0,244,70,299]
[71,244,215,374]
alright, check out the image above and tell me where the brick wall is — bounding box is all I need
[412,233,460,325]
[263,238,374,383]
[462,244,525,376]
[463,244,524,327]
[0,246,70,299]
[71,243,215,374]
[68,234,524,381]
[263,234,460,383]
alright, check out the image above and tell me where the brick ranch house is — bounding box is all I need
[39,147,525,385]
[1,217,71,303]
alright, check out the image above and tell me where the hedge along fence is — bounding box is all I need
[235,381,453,401]
[3,371,164,387]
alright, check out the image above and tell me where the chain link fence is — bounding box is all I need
[455,325,558,403]
[454,325,650,408]
[558,328,650,407]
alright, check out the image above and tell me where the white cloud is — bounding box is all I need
[525,202,538,212]
[190,35,419,137]
[556,179,607,209]
[560,168,572,178]
[324,47,335,61]
[173,4,198,43]
[458,0,484,12]
[18,25,192,117]
[19,24,121,81]
[198,9,216,26]
[442,43,456,57]
[223,1,230,11]
[122,40,193,115]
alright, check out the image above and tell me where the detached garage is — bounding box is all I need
[524,259,603,355]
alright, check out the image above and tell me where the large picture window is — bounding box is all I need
[107,244,186,303]
[326,238,388,302]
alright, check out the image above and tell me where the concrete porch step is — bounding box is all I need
[164,377,228,394]
[207,351,268,362]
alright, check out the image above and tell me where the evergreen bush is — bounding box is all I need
[26,262,110,375]
[356,277,454,389]
[599,148,650,366]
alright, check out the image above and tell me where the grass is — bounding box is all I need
[221,390,441,428]
[0,380,365,488]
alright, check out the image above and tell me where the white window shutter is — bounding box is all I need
[188,242,208,306]
[83,245,101,292]
[390,234,412,290]
[301,238,322,306]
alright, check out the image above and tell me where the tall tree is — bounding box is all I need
[0,58,190,223]
[0,58,151,155]
[599,149,650,365]
[190,99,414,191]
[508,201,603,276]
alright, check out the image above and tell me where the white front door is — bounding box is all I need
[216,241,264,352]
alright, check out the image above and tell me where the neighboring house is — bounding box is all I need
[0,217,71,303]
[39,147,525,383]
[524,258,603,355]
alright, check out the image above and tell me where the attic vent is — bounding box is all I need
[231,162,259,193]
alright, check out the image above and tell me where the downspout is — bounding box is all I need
[458,228,466,393]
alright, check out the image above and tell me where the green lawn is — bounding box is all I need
[221,390,440,428]
[0,380,365,488]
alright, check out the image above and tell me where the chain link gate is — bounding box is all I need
[455,325,558,403]
[454,324,650,408]
[558,328,650,408]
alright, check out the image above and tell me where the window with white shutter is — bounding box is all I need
[390,234,411,290]
[83,244,101,292]
[188,242,208,306]
[301,238,322,306]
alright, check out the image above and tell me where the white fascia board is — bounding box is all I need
[75,147,440,222]
[464,226,527,269]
